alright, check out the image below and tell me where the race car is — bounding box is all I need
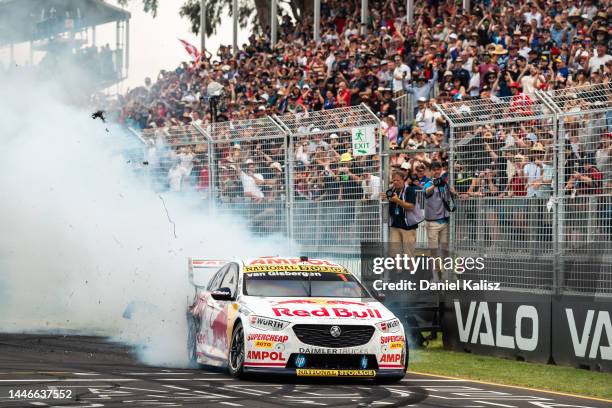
[186,256,407,382]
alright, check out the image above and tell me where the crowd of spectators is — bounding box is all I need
[111,0,612,201]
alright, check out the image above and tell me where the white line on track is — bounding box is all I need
[474,402,517,408]
[162,385,191,391]
[219,387,267,396]
[220,402,243,407]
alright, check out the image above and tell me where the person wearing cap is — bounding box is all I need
[336,153,363,240]
[240,159,266,202]
[588,42,612,74]
[381,171,422,258]
[452,57,470,89]
[423,161,457,281]
[565,155,604,195]
[415,97,437,136]
[518,36,532,60]
[523,145,545,197]
[405,66,439,115]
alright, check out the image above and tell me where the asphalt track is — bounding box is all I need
[0,334,609,408]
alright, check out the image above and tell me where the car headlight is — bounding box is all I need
[376,318,402,333]
[249,315,290,331]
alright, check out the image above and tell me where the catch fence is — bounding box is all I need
[436,83,612,296]
[130,105,383,273]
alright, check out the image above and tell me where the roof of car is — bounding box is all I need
[241,257,348,270]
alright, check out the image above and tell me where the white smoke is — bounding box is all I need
[0,69,291,367]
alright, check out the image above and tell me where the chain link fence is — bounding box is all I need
[437,83,612,296]
[128,105,382,274]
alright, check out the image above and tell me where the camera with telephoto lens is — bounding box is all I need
[433,177,446,187]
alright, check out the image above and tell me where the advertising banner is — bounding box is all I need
[442,291,552,364]
[552,295,612,372]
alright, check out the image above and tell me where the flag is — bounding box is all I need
[178,38,200,61]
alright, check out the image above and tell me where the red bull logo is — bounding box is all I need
[272,307,382,319]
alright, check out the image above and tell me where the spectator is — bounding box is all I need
[240,159,266,202]
[381,171,422,257]
[424,162,457,281]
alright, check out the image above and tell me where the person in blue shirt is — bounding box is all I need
[423,162,457,281]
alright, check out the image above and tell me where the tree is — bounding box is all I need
[119,0,313,39]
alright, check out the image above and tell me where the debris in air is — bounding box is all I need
[91,110,106,122]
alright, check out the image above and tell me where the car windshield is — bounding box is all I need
[243,270,370,298]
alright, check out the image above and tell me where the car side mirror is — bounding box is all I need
[211,287,234,301]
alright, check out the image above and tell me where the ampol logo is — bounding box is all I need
[246,351,286,361]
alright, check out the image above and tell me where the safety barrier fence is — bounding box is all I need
[393,90,413,129]
[129,84,611,295]
[436,82,612,296]
[133,105,383,269]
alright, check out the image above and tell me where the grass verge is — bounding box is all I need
[409,336,612,400]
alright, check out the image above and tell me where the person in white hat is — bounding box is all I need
[415,97,437,136]
[240,159,265,202]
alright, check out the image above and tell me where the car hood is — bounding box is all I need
[239,296,397,322]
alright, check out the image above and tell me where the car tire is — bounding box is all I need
[227,321,246,378]
[187,312,199,365]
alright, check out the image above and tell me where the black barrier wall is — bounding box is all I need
[442,291,552,364]
[552,295,612,372]
[442,292,612,372]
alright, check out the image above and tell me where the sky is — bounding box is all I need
[0,0,251,92]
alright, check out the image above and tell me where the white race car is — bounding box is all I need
[186,256,407,382]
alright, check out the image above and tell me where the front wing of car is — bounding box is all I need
[241,320,407,378]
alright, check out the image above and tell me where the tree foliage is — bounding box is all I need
[119,0,311,39]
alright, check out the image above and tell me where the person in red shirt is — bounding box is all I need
[566,156,603,195]
[500,155,528,197]
[509,82,534,116]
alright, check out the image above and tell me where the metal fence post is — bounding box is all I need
[193,122,215,203]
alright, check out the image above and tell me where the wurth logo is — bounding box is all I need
[566,309,612,360]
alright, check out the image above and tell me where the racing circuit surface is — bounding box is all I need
[0,334,609,408]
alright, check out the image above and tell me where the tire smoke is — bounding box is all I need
[0,70,291,367]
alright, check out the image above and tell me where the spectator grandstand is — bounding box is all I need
[112,0,611,203]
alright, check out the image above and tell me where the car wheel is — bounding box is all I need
[187,312,199,365]
[227,321,246,378]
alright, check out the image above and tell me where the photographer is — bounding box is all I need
[424,162,457,280]
[381,171,423,257]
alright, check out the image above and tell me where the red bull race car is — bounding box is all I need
[186,256,407,382]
